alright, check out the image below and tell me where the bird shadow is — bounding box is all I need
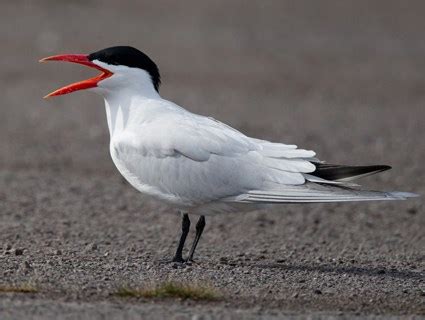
[237,262,423,281]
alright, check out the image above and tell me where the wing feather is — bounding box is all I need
[122,112,316,187]
[226,184,416,203]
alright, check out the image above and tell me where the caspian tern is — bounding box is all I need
[41,46,417,263]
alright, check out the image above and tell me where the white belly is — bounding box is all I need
[109,143,192,208]
[108,139,259,214]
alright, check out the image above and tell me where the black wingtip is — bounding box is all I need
[312,164,392,181]
[368,165,392,173]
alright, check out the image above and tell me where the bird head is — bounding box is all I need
[40,46,161,98]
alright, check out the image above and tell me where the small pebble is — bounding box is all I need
[22,261,31,269]
[407,207,417,215]
[219,257,228,263]
[84,243,97,252]
[314,289,322,295]
[14,248,24,256]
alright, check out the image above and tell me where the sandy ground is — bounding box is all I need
[1,1,424,319]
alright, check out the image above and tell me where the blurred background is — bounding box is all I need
[0,1,424,315]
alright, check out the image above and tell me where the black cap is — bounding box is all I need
[89,46,161,92]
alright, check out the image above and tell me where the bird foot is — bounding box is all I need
[173,256,194,267]
[157,256,191,266]
[172,255,185,263]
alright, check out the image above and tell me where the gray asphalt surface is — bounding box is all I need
[1,1,424,319]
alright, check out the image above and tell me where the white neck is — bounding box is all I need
[102,89,162,138]
[90,65,162,137]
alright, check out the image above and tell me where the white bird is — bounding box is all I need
[41,46,417,263]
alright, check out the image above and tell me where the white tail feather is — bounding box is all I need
[225,184,418,204]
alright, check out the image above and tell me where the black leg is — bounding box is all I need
[172,213,190,263]
[187,215,206,262]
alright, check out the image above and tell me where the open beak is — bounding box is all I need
[40,54,113,98]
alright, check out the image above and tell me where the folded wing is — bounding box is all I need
[115,107,417,206]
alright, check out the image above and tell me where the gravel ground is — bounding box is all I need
[1,1,424,319]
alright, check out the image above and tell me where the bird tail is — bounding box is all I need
[311,163,391,182]
[225,183,418,204]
